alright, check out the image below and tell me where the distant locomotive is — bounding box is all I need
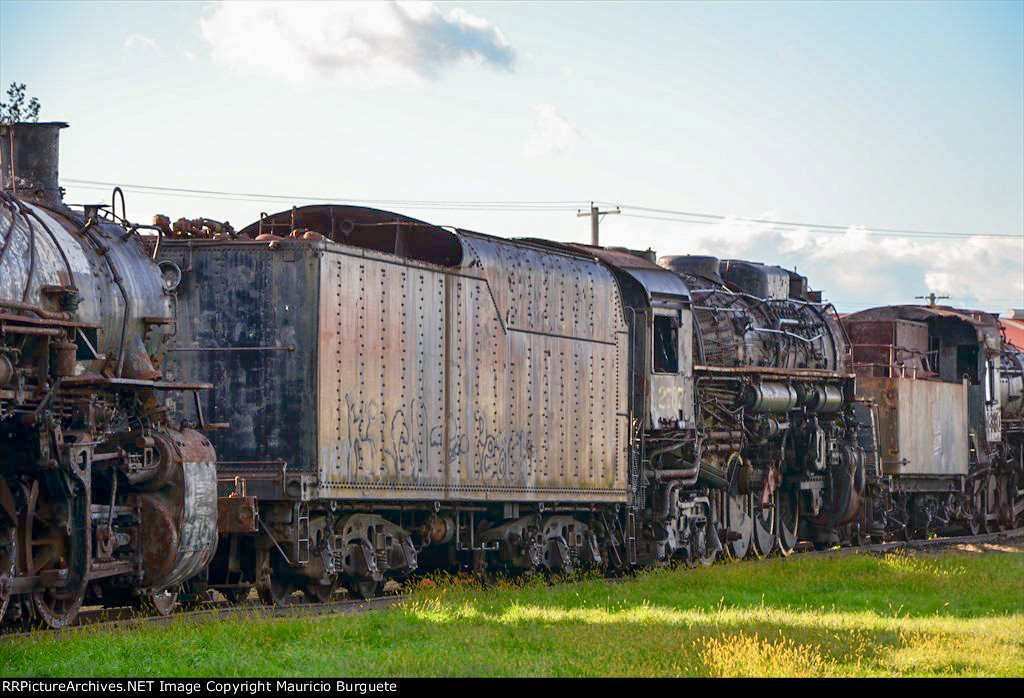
[0,123,218,628]
[845,305,1024,538]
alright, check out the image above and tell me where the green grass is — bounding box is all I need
[3,549,1023,677]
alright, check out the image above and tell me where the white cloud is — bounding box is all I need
[524,104,579,157]
[123,34,160,53]
[199,1,515,88]
[602,214,1023,311]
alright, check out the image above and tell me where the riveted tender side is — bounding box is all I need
[164,206,630,602]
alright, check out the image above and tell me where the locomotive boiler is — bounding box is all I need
[652,256,868,552]
[0,122,218,628]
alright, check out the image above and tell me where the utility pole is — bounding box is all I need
[915,292,950,306]
[577,202,620,247]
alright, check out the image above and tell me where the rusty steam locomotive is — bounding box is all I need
[0,123,218,628]
[1,122,1021,628]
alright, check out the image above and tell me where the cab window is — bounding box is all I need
[653,315,679,373]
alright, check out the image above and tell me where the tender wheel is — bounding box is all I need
[23,480,88,629]
[353,580,380,600]
[776,487,799,556]
[221,587,252,605]
[302,579,336,604]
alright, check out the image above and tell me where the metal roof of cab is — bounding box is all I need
[522,241,691,302]
[845,304,1003,350]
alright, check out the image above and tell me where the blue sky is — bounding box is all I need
[2,0,1022,312]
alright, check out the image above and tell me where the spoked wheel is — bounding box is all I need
[776,487,799,556]
[725,491,753,560]
[997,475,1013,532]
[23,480,88,629]
[750,489,776,559]
[0,524,15,624]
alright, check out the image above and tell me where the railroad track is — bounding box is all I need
[5,526,1022,643]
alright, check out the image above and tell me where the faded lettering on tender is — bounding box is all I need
[321,397,535,485]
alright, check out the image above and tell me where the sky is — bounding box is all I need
[1,0,1022,314]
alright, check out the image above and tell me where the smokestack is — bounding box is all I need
[0,121,69,207]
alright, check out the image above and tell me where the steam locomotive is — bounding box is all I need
[1,121,1020,629]
[0,123,218,628]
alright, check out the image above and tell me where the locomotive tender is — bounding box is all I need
[0,123,218,628]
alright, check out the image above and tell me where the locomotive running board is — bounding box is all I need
[694,364,855,379]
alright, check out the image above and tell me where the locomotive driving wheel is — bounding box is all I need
[0,523,15,624]
[697,496,722,567]
[725,491,753,559]
[750,479,777,559]
[776,487,799,556]
[22,480,88,629]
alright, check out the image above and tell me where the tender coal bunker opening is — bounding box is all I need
[237,205,463,266]
[654,315,679,373]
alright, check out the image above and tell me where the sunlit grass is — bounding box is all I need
[2,549,1022,677]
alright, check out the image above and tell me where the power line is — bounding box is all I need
[60,177,1023,240]
[603,201,1023,240]
[62,179,582,210]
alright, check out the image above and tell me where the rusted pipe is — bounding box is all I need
[0,299,69,320]
[1,324,62,337]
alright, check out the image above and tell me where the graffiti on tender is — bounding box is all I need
[322,396,535,484]
[429,414,470,466]
[472,410,535,482]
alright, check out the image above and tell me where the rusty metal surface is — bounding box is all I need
[237,204,463,267]
[656,256,845,372]
[694,364,855,379]
[139,428,218,590]
[560,244,691,302]
[846,305,1003,352]
[159,240,321,474]
[316,231,629,502]
[218,494,258,533]
[857,376,969,477]
[0,123,68,206]
[0,200,173,378]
